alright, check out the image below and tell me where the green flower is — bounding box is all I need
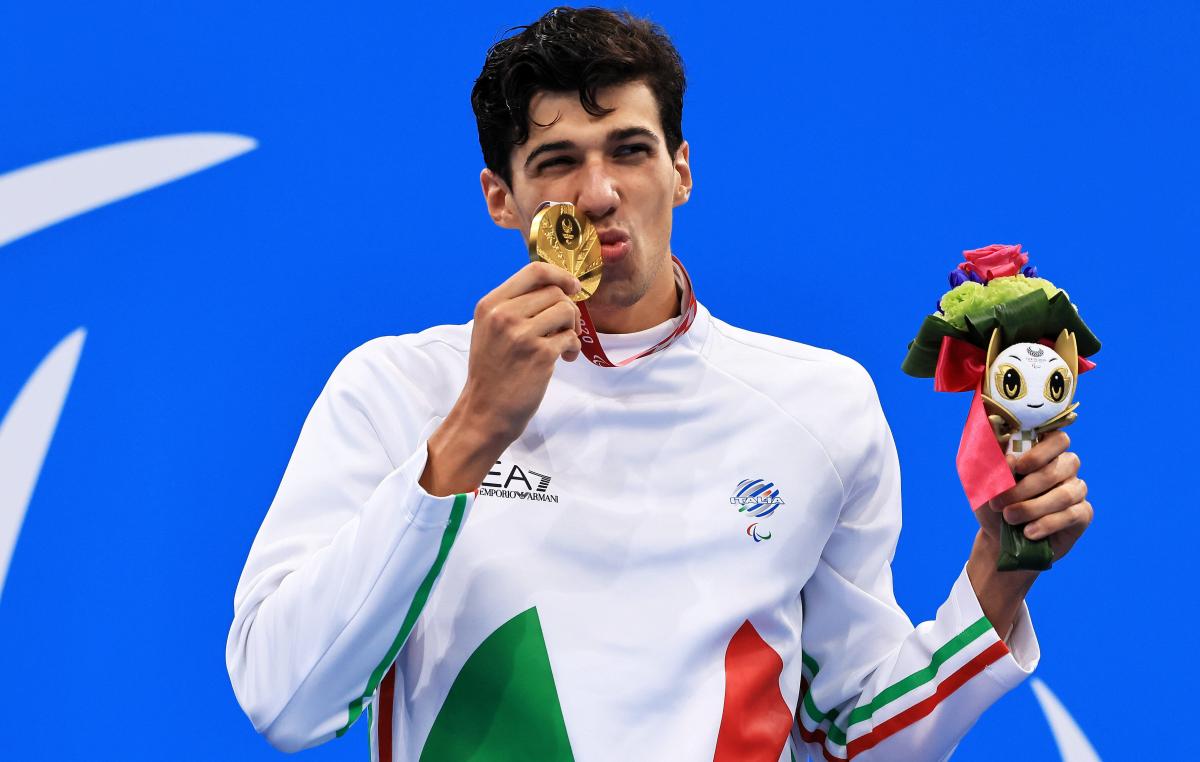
[940,276,1063,330]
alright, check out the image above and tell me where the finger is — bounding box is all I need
[993,451,1081,506]
[1002,476,1088,525]
[550,329,582,362]
[1024,500,1093,541]
[527,299,579,338]
[509,283,577,318]
[989,454,1025,511]
[1015,430,1070,476]
[494,261,581,301]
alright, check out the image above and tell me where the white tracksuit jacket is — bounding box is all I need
[226,288,1039,761]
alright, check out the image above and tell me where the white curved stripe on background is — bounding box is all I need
[0,133,257,247]
[0,132,255,600]
[1031,678,1102,761]
[0,329,86,600]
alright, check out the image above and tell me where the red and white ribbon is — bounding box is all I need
[576,255,698,368]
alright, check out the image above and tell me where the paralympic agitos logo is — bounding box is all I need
[478,460,558,503]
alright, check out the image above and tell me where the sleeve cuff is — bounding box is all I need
[947,563,1041,690]
[387,437,476,529]
[1001,598,1039,675]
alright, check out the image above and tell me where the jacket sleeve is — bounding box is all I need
[225,340,475,753]
[792,369,1040,762]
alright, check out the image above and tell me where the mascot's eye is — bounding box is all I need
[995,364,1026,401]
[1044,368,1070,403]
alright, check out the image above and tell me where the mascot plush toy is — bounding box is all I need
[902,244,1101,571]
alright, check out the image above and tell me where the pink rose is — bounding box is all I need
[958,243,1029,281]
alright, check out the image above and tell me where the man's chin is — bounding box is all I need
[589,280,643,310]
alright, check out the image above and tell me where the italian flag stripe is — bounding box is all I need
[336,493,468,738]
[377,665,396,762]
[799,615,1001,751]
[841,616,994,737]
[801,651,820,677]
[797,641,1009,760]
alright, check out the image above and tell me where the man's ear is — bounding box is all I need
[480,168,522,230]
[672,139,693,208]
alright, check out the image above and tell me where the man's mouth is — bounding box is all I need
[597,229,631,262]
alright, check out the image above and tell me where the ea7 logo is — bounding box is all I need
[478,461,558,503]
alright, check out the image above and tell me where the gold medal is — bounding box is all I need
[527,202,602,302]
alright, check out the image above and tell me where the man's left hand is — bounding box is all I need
[976,430,1093,560]
[966,430,1093,638]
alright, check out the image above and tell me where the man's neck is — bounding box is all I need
[587,257,681,334]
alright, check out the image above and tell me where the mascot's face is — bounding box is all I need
[987,342,1075,430]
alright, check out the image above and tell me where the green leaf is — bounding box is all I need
[902,286,1101,378]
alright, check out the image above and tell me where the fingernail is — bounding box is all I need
[1025,525,1043,540]
[572,278,582,292]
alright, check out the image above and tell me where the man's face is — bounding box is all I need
[482,80,692,312]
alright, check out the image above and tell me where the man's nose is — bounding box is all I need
[575,160,619,222]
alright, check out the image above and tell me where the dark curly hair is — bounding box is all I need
[471,6,687,189]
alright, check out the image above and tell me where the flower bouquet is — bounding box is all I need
[902,244,1101,571]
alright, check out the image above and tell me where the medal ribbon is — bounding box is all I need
[934,335,1095,508]
[576,255,698,367]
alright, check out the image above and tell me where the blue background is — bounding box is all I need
[1,1,1196,759]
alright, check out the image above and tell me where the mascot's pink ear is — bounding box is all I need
[984,327,1004,395]
[1054,328,1078,379]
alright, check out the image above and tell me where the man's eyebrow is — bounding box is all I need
[608,126,660,143]
[522,126,663,170]
[524,140,576,169]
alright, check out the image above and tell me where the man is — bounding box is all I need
[227,7,1092,761]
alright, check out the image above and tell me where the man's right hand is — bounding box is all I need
[419,262,582,496]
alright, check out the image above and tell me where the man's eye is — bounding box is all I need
[537,157,574,172]
[616,144,650,157]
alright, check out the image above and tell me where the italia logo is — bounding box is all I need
[733,478,783,544]
[730,478,784,518]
